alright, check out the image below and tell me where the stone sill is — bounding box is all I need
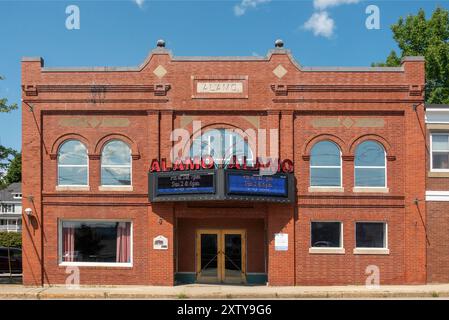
[353,248,390,255]
[56,186,90,192]
[428,171,449,178]
[308,187,344,193]
[99,186,134,192]
[352,187,389,193]
[59,262,133,268]
[309,248,345,254]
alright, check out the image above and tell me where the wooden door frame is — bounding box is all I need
[221,229,246,284]
[196,229,246,284]
[196,229,221,283]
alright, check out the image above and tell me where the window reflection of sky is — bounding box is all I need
[190,129,253,166]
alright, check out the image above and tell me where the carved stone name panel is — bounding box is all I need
[191,75,248,99]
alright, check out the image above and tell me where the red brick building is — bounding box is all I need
[21,40,429,286]
[425,104,449,283]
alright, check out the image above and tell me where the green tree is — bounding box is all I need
[372,50,401,67]
[374,7,449,103]
[0,75,19,188]
[0,232,22,248]
[2,153,21,186]
[0,146,18,189]
[0,75,17,113]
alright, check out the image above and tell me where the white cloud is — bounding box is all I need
[234,0,271,16]
[302,0,358,38]
[313,0,359,10]
[303,11,335,38]
[133,0,145,8]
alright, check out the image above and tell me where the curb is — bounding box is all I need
[1,290,449,299]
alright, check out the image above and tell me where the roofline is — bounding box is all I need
[22,48,423,73]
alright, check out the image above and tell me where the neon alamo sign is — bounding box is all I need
[149,156,294,173]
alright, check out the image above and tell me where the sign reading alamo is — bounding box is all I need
[197,82,243,93]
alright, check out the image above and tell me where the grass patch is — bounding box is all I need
[177,293,188,299]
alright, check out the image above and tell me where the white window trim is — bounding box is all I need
[354,221,389,255]
[430,133,449,172]
[100,141,133,187]
[58,219,133,268]
[57,140,89,187]
[309,221,345,254]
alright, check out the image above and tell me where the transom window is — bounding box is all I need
[57,140,88,186]
[190,129,254,166]
[101,140,132,186]
[311,222,342,248]
[310,141,342,187]
[354,141,386,187]
[431,133,449,171]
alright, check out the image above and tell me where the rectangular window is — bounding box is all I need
[60,220,132,265]
[355,222,386,248]
[354,168,386,187]
[311,222,342,248]
[101,167,131,186]
[59,166,88,186]
[431,133,449,171]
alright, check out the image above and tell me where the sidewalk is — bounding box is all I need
[1,283,449,299]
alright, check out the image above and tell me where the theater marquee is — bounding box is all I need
[148,157,295,203]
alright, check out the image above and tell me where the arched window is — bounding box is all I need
[190,129,254,166]
[354,141,386,187]
[101,140,132,186]
[58,140,88,186]
[310,141,342,187]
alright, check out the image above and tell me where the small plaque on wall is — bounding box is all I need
[274,233,288,251]
[153,235,168,250]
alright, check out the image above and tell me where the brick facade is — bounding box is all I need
[21,42,428,286]
[426,108,449,283]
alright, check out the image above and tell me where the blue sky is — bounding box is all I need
[0,0,448,152]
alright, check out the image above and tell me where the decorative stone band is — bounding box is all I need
[270,84,423,96]
[22,84,171,97]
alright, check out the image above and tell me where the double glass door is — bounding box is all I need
[196,229,246,284]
